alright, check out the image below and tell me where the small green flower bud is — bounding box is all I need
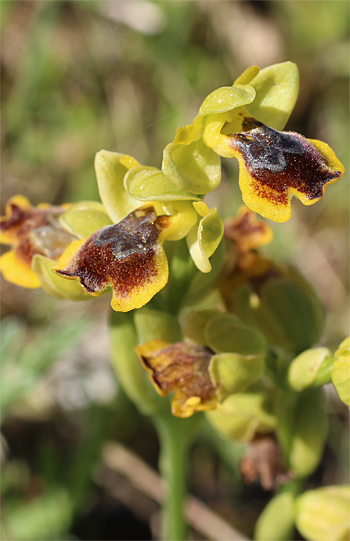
[288,347,333,391]
[254,492,295,541]
[295,485,350,541]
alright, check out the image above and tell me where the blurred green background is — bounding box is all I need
[1,1,349,540]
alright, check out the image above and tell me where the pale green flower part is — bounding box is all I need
[288,347,333,391]
[186,201,224,273]
[332,337,350,407]
[162,138,221,194]
[95,150,141,222]
[59,201,112,238]
[295,485,350,541]
[124,165,200,202]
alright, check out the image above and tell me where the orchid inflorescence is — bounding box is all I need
[1,62,348,541]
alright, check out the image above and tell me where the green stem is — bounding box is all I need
[155,414,198,541]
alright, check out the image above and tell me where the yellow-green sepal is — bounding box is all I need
[95,150,141,222]
[124,166,200,202]
[186,202,224,273]
[209,352,265,400]
[32,254,91,301]
[254,492,295,541]
[246,61,299,130]
[162,139,221,195]
[59,201,112,238]
[205,313,267,356]
[331,337,350,407]
[288,348,334,391]
[295,485,350,541]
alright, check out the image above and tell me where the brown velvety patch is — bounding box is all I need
[0,204,76,263]
[229,119,342,204]
[137,340,217,417]
[224,206,272,254]
[240,435,294,490]
[55,207,170,298]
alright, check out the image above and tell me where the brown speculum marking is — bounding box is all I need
[140,342,216,403]
[0,204,76,263]
[56,207,170,297]
[229,119,342,202]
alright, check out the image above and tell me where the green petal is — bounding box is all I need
[162,139,221,194]
[95,150,141,222]
[246,61,299,130]
[196,84,256,119]
[124,166,200,202]
[60,201,112,238]
[209,352,265,400]
[204,313,267,355]
[187,203,224,273]
[32,254,90,300]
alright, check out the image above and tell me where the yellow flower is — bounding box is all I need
[53,203,196,312]
[0,195,76,289]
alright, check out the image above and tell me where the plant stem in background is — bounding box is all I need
[155,413,199,541]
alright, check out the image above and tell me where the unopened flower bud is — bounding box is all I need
[295,485,350,541]
[288,347,333,391]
